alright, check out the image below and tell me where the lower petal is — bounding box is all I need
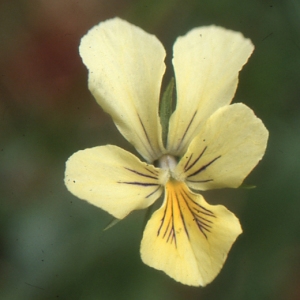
[140,180,242,286]
[65,145,168,219]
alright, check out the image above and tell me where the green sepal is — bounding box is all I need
[103,217,122,231]
[159,77,175,148]
[238,183,256,189]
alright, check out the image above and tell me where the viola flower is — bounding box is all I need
[64,17,268,286]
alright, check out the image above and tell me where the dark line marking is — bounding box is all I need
[145,186,161,198]
[192,207,216,218]
[193,216,213,229]
[166,225,173,243]
[157,198,169,236]
[163,217,171,239]
[183,153,193,170]
[157,183,216,246]
[194,214,213,224]
[144,167,159,176]
[164,198,173,242]
[124,167,158,180]
[196,221,212,232]
[187,155,221,178]
[118,181,158,187]
[158,191,177,248]
[198,225,208,239]
[181,189,215,217]
[186,179,213,183]
[184,146,207,172]
[170,198,177,247]
[179,187,214,239]
[138,114,156,156]
[176,192,190,239]
[176,111,197,150]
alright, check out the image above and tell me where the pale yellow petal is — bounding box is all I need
[168,25,254,156]
[65,145,168,219]
[140,181,242,286]
[79,18,166,162]
[174,103,268,190]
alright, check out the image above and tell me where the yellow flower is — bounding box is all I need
[64,18,268,286]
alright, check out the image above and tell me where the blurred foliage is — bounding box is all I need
[1,0,300,299]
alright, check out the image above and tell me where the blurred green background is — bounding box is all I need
[1,0,300,299]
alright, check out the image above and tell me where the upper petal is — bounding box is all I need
[140,180,242,286]
[65,145,168,219]
[79,18,166,162]
[174,103,269,190]
[168,25,254,156]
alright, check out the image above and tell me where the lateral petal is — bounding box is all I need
[140,180,242,286]
[65,145,168,219]
[168,25,254,156]
[79,18,166,162]
[175,103,268,190]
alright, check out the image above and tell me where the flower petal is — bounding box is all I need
[79,18,166,162]
[65,145,168,219]
[140,180,242,286]
[174,103,268,190]
[168,25,254,156]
